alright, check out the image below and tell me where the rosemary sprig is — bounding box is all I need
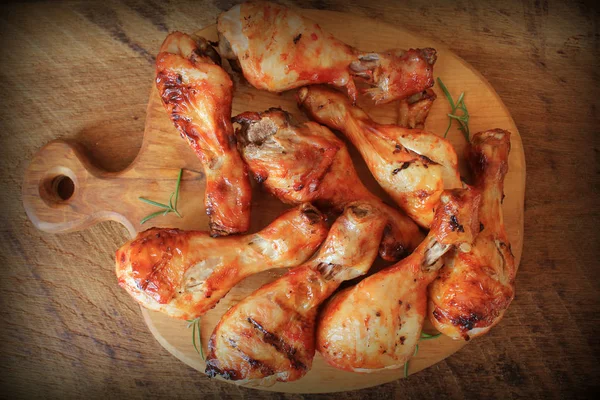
[437,77,470,141]
[403,331,442,377]
[139,169,184,224]
[420,331,442,340]
[186,317,205,360]
[404,344,419,378]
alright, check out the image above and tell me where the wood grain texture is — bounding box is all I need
[1,0,598,399]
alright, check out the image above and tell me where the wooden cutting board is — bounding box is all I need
[22,8,525,394]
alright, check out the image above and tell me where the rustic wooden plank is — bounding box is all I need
[1,0,598,398]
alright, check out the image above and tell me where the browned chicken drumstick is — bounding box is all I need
[217,1,436,103]
[298,85,462,228]
[234,108,424,261]
[156,32,252,236]
[316,188,480,372]
[428,129,516,340]
[115,204,328,320]
[205,203,388,383]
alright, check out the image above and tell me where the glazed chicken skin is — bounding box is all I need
[217,1,436,103]
[205,203,388,383]
[234,108,424,261]
[299,85,462,228]
[428,130,516,340]
[316,188,480,372]
[156,32,252,236]
[115,204,328,320]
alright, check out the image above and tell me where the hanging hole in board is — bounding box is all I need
[39,168,77,207]
[52,175,75,201]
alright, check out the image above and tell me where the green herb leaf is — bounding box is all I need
[138,197,171,209]
[404,343,420,378]
[188,317,205,360]
[420,331,442,340]
[436,77,470,141]
[174,168,183,210]
[437,77,455,109]
[141,210,168,225]
[138,169,184,225]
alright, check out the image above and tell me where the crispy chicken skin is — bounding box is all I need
[115,204,328,320]
[316,188,480,372]
[234,108,424,261]
[217,2,436,103]
[156,32,252,236]
[205,203,388,383]
[298,85,462,228]
[428,130,516,340]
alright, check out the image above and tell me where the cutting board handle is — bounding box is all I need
[22,140,137,236]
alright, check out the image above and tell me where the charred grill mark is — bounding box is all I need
[316,262,342,280]
[392,162,411,175]
[480,222,485,232]
[419,154,438,165]
[240,353,274,376]
[206,335,275,380]
[449,215,465,232]
[246,317,307,371]
[452,312,482,334]
[205,362,241,380]
[293,33,302,44]
[157,72,188,109]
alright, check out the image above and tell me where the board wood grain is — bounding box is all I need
[21,8,525,394]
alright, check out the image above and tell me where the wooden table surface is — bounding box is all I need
[1,0,598,398]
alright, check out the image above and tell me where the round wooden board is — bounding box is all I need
[141,9,526,394]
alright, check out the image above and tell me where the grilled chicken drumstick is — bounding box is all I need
[115,204,328,320]
[234,108,424,261]
[205,203,388,383]
[156,32,252,236]
[428,129,516,340]
[316,188,480,372]
[217,1,436,103]
[298,85,462,228]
